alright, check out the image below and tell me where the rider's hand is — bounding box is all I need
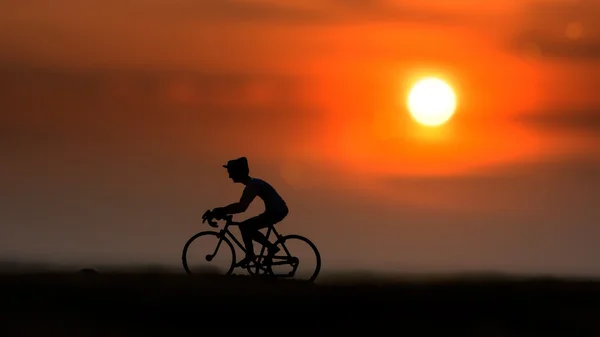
[211,207,226,219]
[201,210,212,223]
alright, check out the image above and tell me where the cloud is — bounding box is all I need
[0,65,320,162]
[375,154,600,215]
[509,0,600,60]
[0,0,470,31]
[515,108,600,136]
[155,0,468,26]
[0,0,510,74]
[513,32,600,60]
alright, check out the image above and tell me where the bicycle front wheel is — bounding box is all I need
[182,231,236,276]
[270,234,321,283]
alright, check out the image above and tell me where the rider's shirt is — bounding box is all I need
[244,178,288,215]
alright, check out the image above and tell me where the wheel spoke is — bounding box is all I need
[270,235,321,282]
[182,231,236,276]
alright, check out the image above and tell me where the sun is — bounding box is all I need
[407,77,457,127]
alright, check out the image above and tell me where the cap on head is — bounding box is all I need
[223,157,250,176]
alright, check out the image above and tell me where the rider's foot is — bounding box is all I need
[235,254,256,267]
[263,245,280,265]
[268,244,280,255]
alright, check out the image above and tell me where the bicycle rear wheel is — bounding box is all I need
[269,235,321,282]
[182,231,236,276]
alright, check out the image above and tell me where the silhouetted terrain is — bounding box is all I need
[2,270,600,336]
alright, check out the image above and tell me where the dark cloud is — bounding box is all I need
[154,0,468,26]
[0,64,319,161]
[509,0,600,60]
[486,155,600,181]
[378,155,600,216]
[382,155,600,187]
[513,32,600,60]
[515,108,600,135]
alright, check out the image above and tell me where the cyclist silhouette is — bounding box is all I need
[205,157,289,267]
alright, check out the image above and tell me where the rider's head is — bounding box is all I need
[223,157,250,183]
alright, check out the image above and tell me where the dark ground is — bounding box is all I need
[2,271,600,336]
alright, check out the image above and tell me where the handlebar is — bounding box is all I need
[202,210,233,228]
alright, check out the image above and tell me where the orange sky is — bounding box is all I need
[1,0,599,276]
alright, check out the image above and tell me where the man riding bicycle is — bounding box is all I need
[204,157,289,267]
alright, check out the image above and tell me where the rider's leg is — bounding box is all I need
[250,211,287,254]
[238,212,285,262]
[237,215,270,265]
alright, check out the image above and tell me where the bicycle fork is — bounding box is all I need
[206,230,227,262]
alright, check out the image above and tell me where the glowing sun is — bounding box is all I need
[407,77,457,127]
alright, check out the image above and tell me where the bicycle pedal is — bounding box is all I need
[235,262,250,268]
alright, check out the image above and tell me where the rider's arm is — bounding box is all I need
[216,185,257,215]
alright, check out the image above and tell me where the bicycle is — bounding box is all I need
[182,211,321,282]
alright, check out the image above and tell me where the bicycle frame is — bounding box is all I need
[212,219,299,276]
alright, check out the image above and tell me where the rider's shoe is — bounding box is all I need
[262,245,280,267]
[267,244,280,256]
[235,254,256,268]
